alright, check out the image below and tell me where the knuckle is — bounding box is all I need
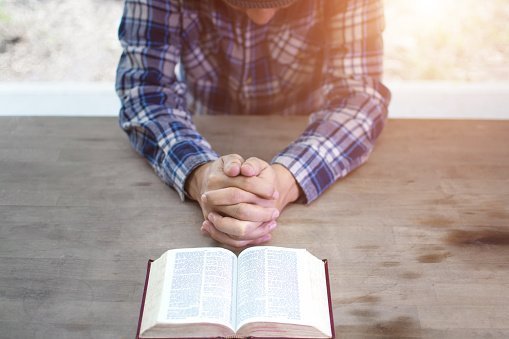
[239,206,250,220]
[262,209,273,221]
[204,193,216,205]
[236,228,246,238]
[232,204,245,219]
[266,184,276,197]
[236,223,250,238]
[212,220,224,232]
[237,204,254,220]
[214,217,232,233]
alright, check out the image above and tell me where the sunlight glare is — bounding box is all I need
[412,0,451,22]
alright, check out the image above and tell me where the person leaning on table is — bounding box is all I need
[115,0,391,248]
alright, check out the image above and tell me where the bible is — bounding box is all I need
[136,246,334,338]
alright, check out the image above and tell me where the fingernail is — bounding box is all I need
[201,194,207,203]
[261,234,271,242]
[272,190,279,199]
[201,221,208,232]
[272,209,280,219]
[269,222,277,231]
[208,213,215,222]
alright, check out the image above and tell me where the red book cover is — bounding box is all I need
[136,259,335,339]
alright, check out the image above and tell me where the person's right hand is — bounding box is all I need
[202,156,301,247]
[185,154,280,247]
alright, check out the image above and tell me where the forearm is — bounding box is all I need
[273,78,390,203]
[271,0,390,203]
[116,0,220,200]
[185,162,211,201]
[117,87,219,200]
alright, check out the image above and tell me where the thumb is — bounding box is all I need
[222,154,244,177]
[240,157,268,177]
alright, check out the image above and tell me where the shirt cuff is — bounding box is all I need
[159,140,219,201]
[272,141,339,204]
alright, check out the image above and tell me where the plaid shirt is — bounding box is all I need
[116,0,391,203]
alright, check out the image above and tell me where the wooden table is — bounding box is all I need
[0,116,508,338]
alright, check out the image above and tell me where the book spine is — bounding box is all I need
[323,259,335,339]
[136,260,153,339]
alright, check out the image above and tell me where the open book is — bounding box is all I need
[137,246,334,339]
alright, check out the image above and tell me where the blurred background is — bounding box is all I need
[0,0,508,117]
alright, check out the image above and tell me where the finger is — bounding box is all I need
[214,203,279,223]
[202,187,275,208]
[208,212,277,239]
[229,175,278,200]
[206,161,277,199]
[224,221,274,241]
[208,212,261,238]
[241,157,269,177]
[222,154,244,177]
[202,220,252,248]
[250,233,272,245]
[247,221,277,240]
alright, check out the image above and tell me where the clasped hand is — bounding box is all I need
[186,154,299,248]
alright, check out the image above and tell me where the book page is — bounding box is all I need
[236,247,305,329]
[139,254,168,336]
[236,247,332,338]
[304,252,332,337]
[159,248,237,330]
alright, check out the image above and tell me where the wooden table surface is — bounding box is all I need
[0,116,508,338]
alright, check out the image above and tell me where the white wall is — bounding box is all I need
[1,81,508,119]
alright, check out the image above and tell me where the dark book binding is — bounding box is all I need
[136,258,335,339]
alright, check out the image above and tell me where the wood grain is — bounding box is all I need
[0,117,508,338]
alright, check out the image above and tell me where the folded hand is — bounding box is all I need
[186,154,280,247]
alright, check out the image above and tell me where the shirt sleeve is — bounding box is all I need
[272,0,392,203]
[115,0,218,201]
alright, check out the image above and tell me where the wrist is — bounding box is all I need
[185,162,211,201]
[271,164,301,210]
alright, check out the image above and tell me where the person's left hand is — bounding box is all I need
[200,157,279,248]
[202,157,301,248]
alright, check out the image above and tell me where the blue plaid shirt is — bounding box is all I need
[116,0,391,203]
